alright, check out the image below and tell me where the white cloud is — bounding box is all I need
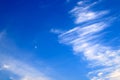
[59,22,120,80]
[59,22,120,67]
[0,57,51,80]
[58,0,120,80]
[0,30,54,80]
[70,1,108,24]
[0,30,55,80]
[108,70,120,80]
[3,64,10,69]
[88,65,120,80]
[50,28,64,34]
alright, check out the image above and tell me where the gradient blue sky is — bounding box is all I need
[0,0,120,80]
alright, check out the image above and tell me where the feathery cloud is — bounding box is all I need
[0,30,52,80]
[58,0,120,80]
[0,57,51,80]
[70,1,108,24]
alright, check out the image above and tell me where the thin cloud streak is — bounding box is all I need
[58,0,120,80]
[70,1,108,24]
[50,28,64,34]
[0,31,52,80]
[0,57,51,80]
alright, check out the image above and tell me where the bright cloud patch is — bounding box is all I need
[58,0,120,80]
[70,1,108,24]
[0,57,51,80]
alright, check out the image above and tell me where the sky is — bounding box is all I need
[0,0,120,80]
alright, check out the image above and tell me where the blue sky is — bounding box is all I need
[0,0,120,80]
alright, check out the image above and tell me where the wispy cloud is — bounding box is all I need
[0,30,53,80]
[58,0,120,80]
[0,57,51,80]
[50,28,64,34]
[70,1,108,24]
[0,30,6,41]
